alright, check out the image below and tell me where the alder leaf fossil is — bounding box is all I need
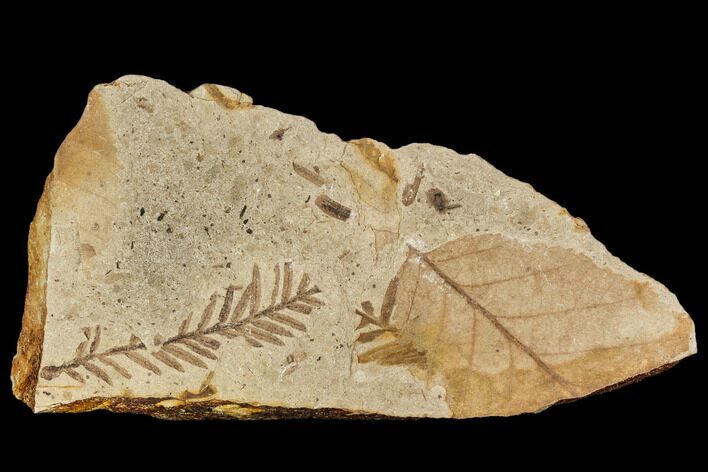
[12,76,695,418]
[354,234,695,416]
[40,263,323,385]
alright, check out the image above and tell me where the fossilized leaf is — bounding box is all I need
[123,351,161,375]
[357,234,695,417]
[177,339,218,360]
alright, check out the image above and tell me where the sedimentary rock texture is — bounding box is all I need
[12,76,696,418]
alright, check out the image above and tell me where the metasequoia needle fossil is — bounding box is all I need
[41,263,323,385]
[12,76,695,419]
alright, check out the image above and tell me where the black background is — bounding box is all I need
[4,13,704,461]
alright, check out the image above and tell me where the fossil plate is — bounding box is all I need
[12,75,696,418]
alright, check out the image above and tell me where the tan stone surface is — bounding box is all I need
[12,75,696,418]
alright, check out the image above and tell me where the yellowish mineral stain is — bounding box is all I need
[52,90,119,209]
[204,84,252,110]
[573,217,589,232]
[212,404,263,417]
[156,398,186,408]
[11,186,51,410]
[341,139,400,215]
[349,138,399,183]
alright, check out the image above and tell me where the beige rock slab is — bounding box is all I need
[12,75,696,419]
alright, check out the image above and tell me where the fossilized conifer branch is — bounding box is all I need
[40,262,324,385]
